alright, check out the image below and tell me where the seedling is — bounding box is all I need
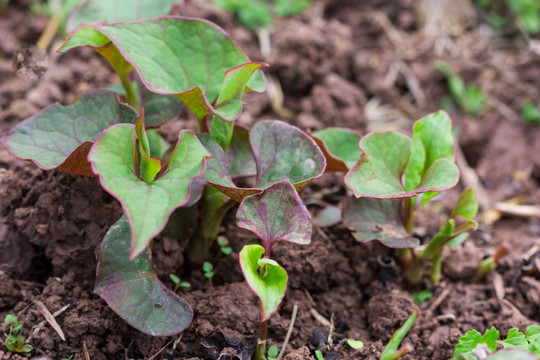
[340,111,479,284]
[314,349,325,360]
[237,181,312,360]
[347,338,364,351]
[412,290,433,306]
[169,274,191,292]
[472,242,510,282]
[203,262,215,280]
[3,315,32,357]
[217,236,233,255]
[521,102,540,125]
[437,62,488,117]
[452,325,540,359]
[380,308,419,360]
[1,16,267,338]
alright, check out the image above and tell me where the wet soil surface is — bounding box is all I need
[1,0,540,359]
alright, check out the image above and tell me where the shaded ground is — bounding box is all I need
[0,0,539,359]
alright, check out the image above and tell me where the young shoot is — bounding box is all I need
[3,314,32,357]
[169,274,191,292]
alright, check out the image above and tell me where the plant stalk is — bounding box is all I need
[254,320,268,360]
[430,249,443,284]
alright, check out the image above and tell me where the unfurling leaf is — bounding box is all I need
[95,216,192,336]
[239,244,287,322]
[310,127,361,172]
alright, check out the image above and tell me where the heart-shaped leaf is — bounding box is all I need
[239,244,287,322]
[345,111,459,199]
[201,120,326,202]
[67,0,180,32]
[0,91,137,176]
[342,197,419,248]
[310,128,361,172]
[89,125,210,258]
[95,216,192,336]
[59,17,265,121]
[236,180,311,255]
[252,120,326,189]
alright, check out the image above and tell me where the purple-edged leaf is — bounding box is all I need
[58,17,265,121]
[142,89,183,128]
[342,197,419,248]
[404,111,456,191]
[67,0,180,32]
[210,62,269,149]
[162,205,198,240]
[0,91,137,176]
[252,120,326,190]
[311,128,361,172]
[345,123,459,199]
[226,125,256,178]
[89,125,210,259]
[236,180,311,255]
[95,216,192,336]
[239,244,287,322]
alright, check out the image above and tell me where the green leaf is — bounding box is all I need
[311,127,361,171]
[454,327,500,357]
[210,62,268,149]
[201,120,325,202]
[313,205,342,228]
[89,125,210,258]
[0,91,137,176]
[252,120,326,189]
[59,17,265,121]
[239,244,287,322]
[94,216,192,336]
[502,328,528,348]
[67,0,180,32]
[346,112,459,199]
[141,89,184,127]
[381,308,419,360]
[342,197,419,248]
[521,102,540,125]
[347,339,364,350]
[451,187,479,221]
[267,345,279,358]
[135,112,162,183]
[236,180,311,255]
[412,290,433,305]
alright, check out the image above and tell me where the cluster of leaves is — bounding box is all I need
[213,0,311,31]
[453,325,540,360]
[3,315,32,357]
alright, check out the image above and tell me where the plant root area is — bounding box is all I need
[1,0,540,359]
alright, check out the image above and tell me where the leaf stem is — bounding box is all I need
[119,73,140,110]
[380,308,419,360]
[430,249,443,284]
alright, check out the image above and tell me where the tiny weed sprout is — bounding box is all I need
[521,102,540,125]
[237,181,312,360]
[472,242,510,282]
[380,308,419,360]
[452,325,540,360]
[315,349,325,360]
[203,262,215,280]
[412,290,433,306]
[437,62,488,117]
[347,338,364,351]
[267,345,279,360]
[339,111,479,284]
[3,314,32,357]
[217,236,233,255]
[169,274,190,292]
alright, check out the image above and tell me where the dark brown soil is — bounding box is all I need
[1,0,540,359]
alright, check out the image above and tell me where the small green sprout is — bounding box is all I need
[472,242,510,282]
[521,102,540,125]
[169,274,191,292]
[412,290,433,306]
[380,308,419,360]
[217,236,233,255]
[437,62,488,116]
[347,338,364,351]
[314,349,325,360]
[3,314,32,357]
[506,0,540,34]
[267,345,279,360]
[62,354,75,360]
[203,262,215,279]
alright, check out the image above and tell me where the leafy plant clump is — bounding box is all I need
[3,315,32,357]
[453,325,540,360]
[1,14,269,338]
[337,111,479,284]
